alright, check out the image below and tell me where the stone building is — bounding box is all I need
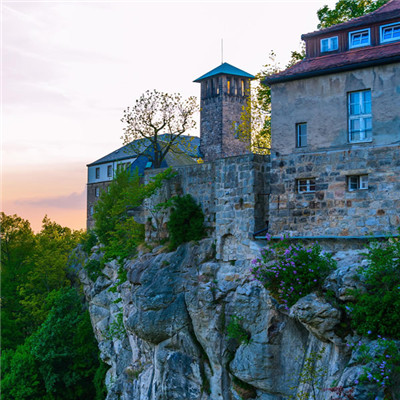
[264,0,400,237]
[194,62,254,161]
[86,135,200,229]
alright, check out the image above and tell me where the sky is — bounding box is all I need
[2,0,338,232]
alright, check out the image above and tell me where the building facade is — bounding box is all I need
[265,0,400,237]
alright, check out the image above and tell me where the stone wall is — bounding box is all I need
[144,154,270,260]
[269,144,400,237]
[87,182,111,229]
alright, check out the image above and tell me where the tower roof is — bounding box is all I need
[193,62,254,82]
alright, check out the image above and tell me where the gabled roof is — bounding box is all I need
[264,0,400,85]
[87,134,200,167]
[193,62,254,82]
[303,0,400,39]
[264,42,400,84]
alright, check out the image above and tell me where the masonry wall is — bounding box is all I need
[144,154,270,261]
[269,145,400,237]
[87,181,111,229]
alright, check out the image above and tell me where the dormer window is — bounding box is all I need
[321,36,338,52]
[381,22,400,43]
[349,28,370,49]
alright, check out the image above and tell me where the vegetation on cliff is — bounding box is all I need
[1,213,106,400]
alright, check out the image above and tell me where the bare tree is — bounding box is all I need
[121,90,199,169]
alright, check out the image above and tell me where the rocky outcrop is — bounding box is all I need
[78,241,398,400]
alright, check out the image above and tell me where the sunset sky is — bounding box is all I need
[2,0,337,232]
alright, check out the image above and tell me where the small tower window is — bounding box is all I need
[241,80,245,96]
[227,78,231,94]
[234,79,238,95]
[216,78,220,95]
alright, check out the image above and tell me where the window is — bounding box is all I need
[381,23,400,43]
[241,80,245,96]
[349,28,370,48]
[227,79,231,94]
[95,187,100,197]
[107,165,112,178]
[95,167,100,179]
[348,90,372,142]
[321,36,338,52]
[348,175,368,191]
[216,78,220,95]
[296,123,307,148]
[90,206,94,216]
[297,178,316,193]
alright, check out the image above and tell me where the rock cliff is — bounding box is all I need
[78,239,399,400]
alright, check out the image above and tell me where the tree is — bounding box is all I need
[234,49,305,155]
[121,90,199,169]
[1,213,35,349]
[317,0,389,28]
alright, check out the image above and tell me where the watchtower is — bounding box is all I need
[194,62,254,161]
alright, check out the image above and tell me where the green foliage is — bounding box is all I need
[84,258,103,281]
[166,194,205,250]
[105,312,125,341]
[317,0,389,28]
[227,315,251,345]
[80,229,98,254]
[251,238,336,308]
[1,213,35,349]
[348,336,400,392]
[1,213,106,400]
[349,236,400,338]
[290,348,327,400]
[30,288,101,399]
[94,361,109,400]
[1,288,105,400]
[94,167,175,262]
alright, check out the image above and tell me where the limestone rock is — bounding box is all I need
[290,293,342,344]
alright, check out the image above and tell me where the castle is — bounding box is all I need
[88,0,400,253]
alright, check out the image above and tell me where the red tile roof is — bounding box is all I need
[264,42,400,84]
[303,0,400,39]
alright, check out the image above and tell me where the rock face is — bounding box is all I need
[78,241,397,400]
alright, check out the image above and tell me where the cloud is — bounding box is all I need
[15,190,86,210]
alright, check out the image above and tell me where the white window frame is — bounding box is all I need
[320,36,338,52]
[297,178,316,193]
[349,28,371,49]
[348,89,372,143]
[296,123,307,148]
[380,22,400,44]
[348,175,368,191]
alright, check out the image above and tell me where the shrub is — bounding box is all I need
[84,259,103,281]
[80,230,98,254]
[227,315,251,345]
[347,335,400,392]
[251,237,336,307]
[349,236,400,339]
[167,194,205,250]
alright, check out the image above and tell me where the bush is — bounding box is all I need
[251,237,336,307]
[227,315,251,345]
[80,230,98,254]
[167,195,205,250]
[349,236,400,339]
